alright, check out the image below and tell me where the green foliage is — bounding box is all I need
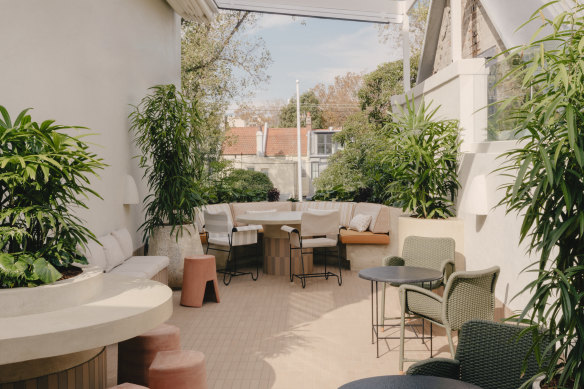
[383,97,460,219]
[0,106,104,288]
[279,90,325,128]
[267,187,280,202]
[130,85,206,241]
[359,55,419,125]
[206,169,274,204]
[497,4,584,386]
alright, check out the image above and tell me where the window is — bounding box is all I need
[261,168,269,175]
[247,167,255,171]
[316,133,333,155]
[311,162,327,178]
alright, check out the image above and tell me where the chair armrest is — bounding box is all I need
[233,225,262,232]
[440,259,455,283]
[399,284,443,314]
[407,358,461,379]
[383,256,405,267]
[281,225,299,234]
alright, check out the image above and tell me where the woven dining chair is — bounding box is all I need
[381,236,456,325]
[407,319,550,389]
[398,266,500,371]
[281,210,342,288]
[204,210,261,285]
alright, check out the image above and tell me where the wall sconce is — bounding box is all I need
[465,174,489,215]
[123,175,139,205]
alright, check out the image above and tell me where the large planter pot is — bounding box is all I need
[398,216,466,271]
[0,267,172,388]
[148,224,204,288]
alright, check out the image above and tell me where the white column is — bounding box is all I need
[296,80,303,202]
[451,0,462,61]
[402,14,411,93]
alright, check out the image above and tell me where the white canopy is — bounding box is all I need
[167,0,408,24]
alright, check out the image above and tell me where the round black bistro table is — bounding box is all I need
[339,375,482,389]
[358,266,443,358]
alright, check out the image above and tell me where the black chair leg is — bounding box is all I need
[223,247,233,286]
[337,245,342,286]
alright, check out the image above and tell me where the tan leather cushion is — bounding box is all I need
[339,229,390,245]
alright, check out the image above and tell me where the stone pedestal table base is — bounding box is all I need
[262,225,312,276]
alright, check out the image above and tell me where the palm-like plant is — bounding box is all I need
[0,106,104,287]
[383,97,460,218]
[497,3,584,387]
[130,84,206,240]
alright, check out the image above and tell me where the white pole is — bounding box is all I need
[296,80,303,202]
[451,0,462,61]
[402,14,411,93]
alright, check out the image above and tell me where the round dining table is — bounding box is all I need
[236,211,312,276]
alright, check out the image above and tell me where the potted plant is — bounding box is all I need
[130,84,206,288]
[0,105,104,288]
[497,3,584,387]
[382,97,463,263]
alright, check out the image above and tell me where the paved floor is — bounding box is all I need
[109,266,464,388]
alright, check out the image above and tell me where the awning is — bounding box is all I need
[168,0,406,24]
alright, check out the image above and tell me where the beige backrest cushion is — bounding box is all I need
[203,210,231,234]
[371,205,390,234]
[231,202,292,226]
[204,203,234,228]
[296,201,354,228]
[111,228,134,258]
[101,234,126,271]
[83,240,107,270]
[352,203,381,232]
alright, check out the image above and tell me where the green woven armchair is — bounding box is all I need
[407,320,549,389]
[399,266,500,370]
[381,236,455,324]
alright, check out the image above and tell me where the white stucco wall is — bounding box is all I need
[0,0,181,249]
[392,59,537,311]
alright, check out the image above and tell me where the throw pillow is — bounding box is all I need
[349,214,372,233]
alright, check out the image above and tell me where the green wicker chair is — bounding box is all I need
[398,266,500,370]
[407,320,549,389]
[380,236,456,324]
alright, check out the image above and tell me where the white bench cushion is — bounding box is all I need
[101,234,126,271]
[124,256,169,274]
[83,241,107,270]
[110,259,163,279]
[111,228,134,259]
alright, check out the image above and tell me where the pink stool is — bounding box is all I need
[148,350,207,389]
[118,324,181,386]
[181,255,220,308]
[109,384,149,389]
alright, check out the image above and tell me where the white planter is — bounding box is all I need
[148,224,204,288]
[398,216,466,271]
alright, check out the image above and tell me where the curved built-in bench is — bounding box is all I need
[197,201,399,271]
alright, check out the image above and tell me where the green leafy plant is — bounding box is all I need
[267,187,280,202]
[130,84,206,240]
[383,97,460,218]
[497,3,584,386]
[0,106,104,288]
[206,169,274,204]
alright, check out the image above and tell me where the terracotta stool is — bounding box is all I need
[109,384,149,389]
[148,350,207,389]
[181,255,220,308]
[118,323,181,386]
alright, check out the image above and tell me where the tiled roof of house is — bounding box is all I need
[265,127,309,157]
[223,127,317,157]
[222,127,259,155]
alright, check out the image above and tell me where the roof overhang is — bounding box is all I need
[168,0,407,24]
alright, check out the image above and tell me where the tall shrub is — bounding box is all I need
[497,3,584,386]
[0,106,104,287]
[130,85,206,240]
[384,97,460,218]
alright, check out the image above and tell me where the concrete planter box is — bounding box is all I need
[398,216,466,271]
[148,224,204,288]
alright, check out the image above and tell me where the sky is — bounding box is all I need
[240,13,402,108]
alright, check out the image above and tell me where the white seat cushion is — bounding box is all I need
[109,267,149,279]
[111,228,134,258]
[124,256,169,274]
[208,234,230,247]
[301,238,338,248]
[110,260,160,279]
[101,234,126,271]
